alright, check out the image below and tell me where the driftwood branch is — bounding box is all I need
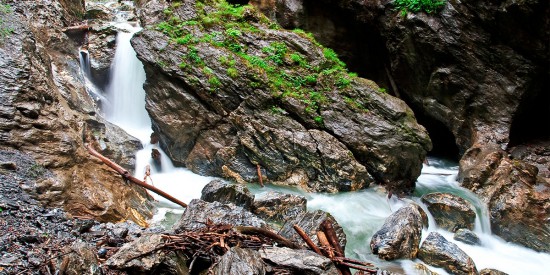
[316,231,334,258]
[235,226,300,249]
[85,144,187,208]
[62,24,90,32]
[321,220,352,275]
[293,225,322,255]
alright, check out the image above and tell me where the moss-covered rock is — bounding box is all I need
[132,0,431,193]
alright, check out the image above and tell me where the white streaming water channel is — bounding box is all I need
[80,15,550,275]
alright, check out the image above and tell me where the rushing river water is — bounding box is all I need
[82,14,550,275]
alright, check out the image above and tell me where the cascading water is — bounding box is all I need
[82,3,550,274]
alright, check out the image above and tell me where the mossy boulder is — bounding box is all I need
[132,0,431,193]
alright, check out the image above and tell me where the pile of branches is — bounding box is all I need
[159,221,377,274]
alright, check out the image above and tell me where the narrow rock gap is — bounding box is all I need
[228,0,249,5]
[508,76,550,147]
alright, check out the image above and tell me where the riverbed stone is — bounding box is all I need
[418,232,478,275]
[252,191,307,224]
[105,233,189,274]
[370,204,427,260]
[421,192,476,232]
[259,246,338,275]
[454,228,481,246]
[173,199,268,232]
[201,179,254,209]
[211,247,267,275]
[279,210,346,249]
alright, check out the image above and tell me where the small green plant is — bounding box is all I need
[226,67,238,78]
[225,28,242,37]
[208,75,222,88]
[270,106,285,114]
[378,87,387,93]
[176,34,195,45]
[394,0,446,14]
[314,116,324,125]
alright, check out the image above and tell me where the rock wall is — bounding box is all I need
[0,0,153,226]
[133,0,431,194]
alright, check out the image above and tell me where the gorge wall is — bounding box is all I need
[0,0,153,226]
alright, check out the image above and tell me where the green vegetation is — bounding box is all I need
[0,1,12,39]
[156,0,367,122]
[393,0,446,14]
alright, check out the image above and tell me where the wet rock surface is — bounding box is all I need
[132,0,431,194]
[418,232,478,275]
[252,191,307,224]
[454,228,481,246]
[370,204,427,260]
[279,209,346,249]
[211,247,267,275]
[459,144,550,252]
[259,246,338,275]
[479,268,509,275]
[421,192,476,232]
[201,179,254,209]
[173,199,269,232]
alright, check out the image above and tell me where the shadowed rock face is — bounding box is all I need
[370,204,427,260]
[0,1,153,225]
[132,0,431,194]
[418,232,478,275]
[459,144,550,252]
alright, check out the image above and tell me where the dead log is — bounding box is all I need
[235,226,300,249]
[85,144,187,208]
[293,224,322,255]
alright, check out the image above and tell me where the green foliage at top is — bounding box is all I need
[394,0,446,14]
[0,1,12,39]
[156,0,366,120]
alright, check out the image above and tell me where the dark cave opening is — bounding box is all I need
[508,78,550,146]
[414,109,460,161]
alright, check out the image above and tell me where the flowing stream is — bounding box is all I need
[82,12,550,275]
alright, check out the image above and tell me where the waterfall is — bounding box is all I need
[106,23,151,142]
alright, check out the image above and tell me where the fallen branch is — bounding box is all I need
[316,231,334,258]
[235,226,300,249]
[321,220,351,275]
[293,225,322,255]
[86,144,187,208]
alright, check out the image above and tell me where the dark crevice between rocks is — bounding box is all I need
[508,74,550,147]
[299,0,393,93]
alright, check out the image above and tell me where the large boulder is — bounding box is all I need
[418,232,478,275]
[0,0,153,226]
[132,0,431,194]
[421,192,476,232]
[211,247,267,275]
[370,204,427,260]
[279,210,346,248]
[459,144,550,252]
[201,179,254,209]
[259,247,338,275]
[105,234,189,274]
[173,199,268,232]
[252,191,307,223]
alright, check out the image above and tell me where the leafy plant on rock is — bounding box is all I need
[394,0,446,14]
